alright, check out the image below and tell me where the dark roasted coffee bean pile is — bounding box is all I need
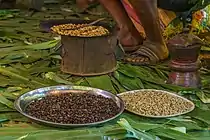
[26,92,120,124]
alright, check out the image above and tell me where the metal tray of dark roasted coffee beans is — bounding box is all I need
[14,85,124,128]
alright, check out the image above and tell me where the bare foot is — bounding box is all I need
[116,27,168,64]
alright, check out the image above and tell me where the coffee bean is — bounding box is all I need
[26,92,120,124]
[120,91,194,116]
[51,23,109,37]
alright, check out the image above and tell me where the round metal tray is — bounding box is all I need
[14,85,124,128]
[118,89,195,118]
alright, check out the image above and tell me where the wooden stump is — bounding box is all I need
[57,20,117,76]
[40,19,117,76]
[61,34,117,76]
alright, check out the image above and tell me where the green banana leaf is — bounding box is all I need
[149,127,196,140]
[86,75,117,94]
[188,131,210,140]
[188,108,210,125]
[196,91,210,103]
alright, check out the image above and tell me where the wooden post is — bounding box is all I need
[40,19,118,76]
[61,34,117,76]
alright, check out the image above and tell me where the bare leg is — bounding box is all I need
[97,0,168,64]
[128,0,168,59]
[98,0,143,49]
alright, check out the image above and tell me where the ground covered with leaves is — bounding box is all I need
[0,2,210,140]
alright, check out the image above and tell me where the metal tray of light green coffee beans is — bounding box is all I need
[14,85,125,128]
[118,89,195,118]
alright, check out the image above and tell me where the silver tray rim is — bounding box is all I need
[117,89,195,118]
[14,85,125,128]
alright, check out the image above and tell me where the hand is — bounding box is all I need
[76,0,96,10]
